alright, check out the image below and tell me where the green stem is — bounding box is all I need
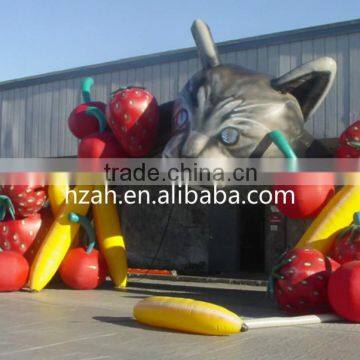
[68,212,96,253]
[268,130,298,172]
[267,253,293,298]
[354,212,360,226]
[110,86,126,96]
[268,130,297,159]
[81,77,94,103]
[85,106,107,133]
[337,211,360,243]
[0,195,16,221]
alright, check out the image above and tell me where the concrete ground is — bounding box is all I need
[0,278,359,360]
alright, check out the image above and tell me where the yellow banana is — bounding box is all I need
[134,296,243,335]
[296,186,360,253]
[30,185,93,291]
[48,172,70,215]
[93,185,127,288]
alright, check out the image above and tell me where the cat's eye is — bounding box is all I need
[174,109,188,128]
[220,127,239,145]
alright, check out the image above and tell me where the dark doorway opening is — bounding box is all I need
[239,204,265,272]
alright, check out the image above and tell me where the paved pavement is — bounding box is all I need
[0,278,359,360]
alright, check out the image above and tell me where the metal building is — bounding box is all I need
[0,18,359,157]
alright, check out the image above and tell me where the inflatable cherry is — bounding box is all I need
[328,261,360,322]
[0,251,29,291]
[68,77,106,139]
[78,107,126,158]
[270,131,334,219]
[272,178,335,219]
[59,212,107,290]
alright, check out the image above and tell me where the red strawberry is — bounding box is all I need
[1,185,46,218]
[106,86,159,157]
[77,107,126,158]
[0,195,42,255]
[332,212,360,264]
[273,248,339,314]
[68,77,106,139]
[339,121,360,146]
[336,121,360,158]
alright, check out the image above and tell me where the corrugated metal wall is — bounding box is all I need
[0,23,360,157]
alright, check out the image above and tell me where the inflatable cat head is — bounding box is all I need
[162,20,336,158]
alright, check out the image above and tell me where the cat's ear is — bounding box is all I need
[191,19,220,70]
[271,57,336,120]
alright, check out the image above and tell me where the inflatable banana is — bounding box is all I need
[30,185,93,291]
[93,185,127,288]
[296,185,360,253]
[134,296,243,335]
[48,173,70,215]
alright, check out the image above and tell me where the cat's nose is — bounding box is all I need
[180,131,210,158]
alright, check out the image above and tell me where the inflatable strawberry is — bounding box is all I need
[78,107,126,158]
[332,212,360,264]
[0,251,29,291]
[59,212,107,290]
[328,261,360,322]
[336,121,360,158]
[68,77,106,139]
[1,184,46,218]
[0,195,42,255]
[272,248,339,314]
[106,86,159,157]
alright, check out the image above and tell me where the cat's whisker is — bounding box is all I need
[233,103,282,112]
[225,117,272,133]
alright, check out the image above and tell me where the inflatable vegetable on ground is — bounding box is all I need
[1,184,47,218]
[134,296,243,335]
[68,77,106,139]
[328,261,360,322]
[0,251,29,292]
[272,248,339,314]
[93,185,127,288]
[331,212,360,264]
[29,185,93,291]
[60,212,107,290]
[269,131,335,219]
[336,121,360,158]
[295,186,360,254]
[0,195,41,255]
[106,86,159,157]
[78,107,126,158]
